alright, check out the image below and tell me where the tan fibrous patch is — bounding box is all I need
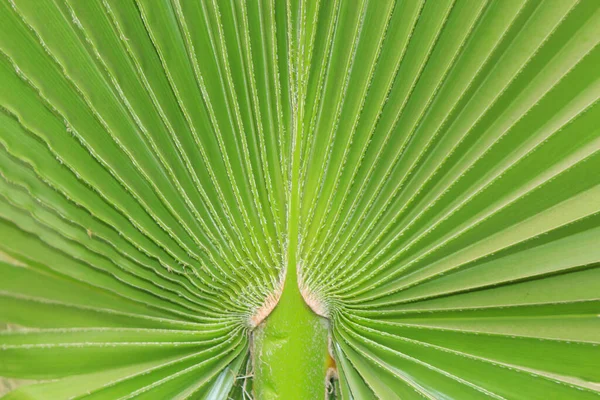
[298,262,329,318]
[249,270,285,328]
[300,286,329,318]
[249,287,283,328]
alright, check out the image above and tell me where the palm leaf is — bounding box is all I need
[1,0,599,398]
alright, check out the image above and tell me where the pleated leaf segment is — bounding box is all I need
[1,0,599,399]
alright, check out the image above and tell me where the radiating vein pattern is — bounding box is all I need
[0,0,599,399]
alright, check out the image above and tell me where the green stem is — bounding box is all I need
[251,263,329,399]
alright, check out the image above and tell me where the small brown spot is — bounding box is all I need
[326,351,337,371]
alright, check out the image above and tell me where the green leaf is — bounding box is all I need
[1,0,599,398]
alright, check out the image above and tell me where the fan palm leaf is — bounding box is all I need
[1,0,599,399]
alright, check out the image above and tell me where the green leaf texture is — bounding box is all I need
[1,0,599,398]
